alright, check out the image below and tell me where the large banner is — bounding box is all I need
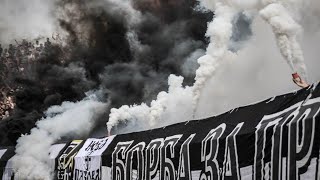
[0,83,320,180]
[102,83,320,180]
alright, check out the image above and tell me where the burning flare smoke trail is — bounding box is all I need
[0,0,314,177]
[107,0,309,134]
[192,2,236,115]
[192,0,309,114]
[259,3,307,79]
[6,0,209,178]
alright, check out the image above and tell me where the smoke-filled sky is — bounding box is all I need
[0,0,319,178]
[0,0,212,146]
[197,1,320,118]
[107,0,320,135]
[0,0,319,144]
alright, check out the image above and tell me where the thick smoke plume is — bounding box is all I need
[108,75,194,133]
[0,0,213,178]
[0,0,211,145]
[107,0,317,134]
[192,0,309,114]
[197,0,320,117]
[0,0,319,178]
[192,2,236,114]
[259,3,307,79]
[12,93,107,179]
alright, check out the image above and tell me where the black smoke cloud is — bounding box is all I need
[0,0,213,146]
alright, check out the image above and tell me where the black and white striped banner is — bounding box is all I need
[1,83,320,180]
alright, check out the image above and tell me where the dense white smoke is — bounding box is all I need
[259,3,307,79]
[192,2,237,114]
[107,75,194,133]
[107,0,318,134]
[11,93,107,179]
[193,0,309,113]
[4,0,320,177]
[107,1,238,133]
[195,0,320,118]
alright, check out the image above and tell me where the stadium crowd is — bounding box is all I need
[0,38,55,120]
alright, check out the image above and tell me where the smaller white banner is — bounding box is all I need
[73,136,115,180]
